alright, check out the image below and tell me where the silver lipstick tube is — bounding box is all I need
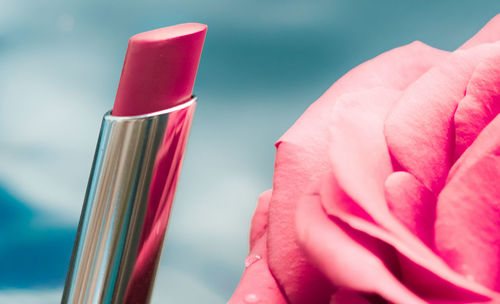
[62,97,196,304]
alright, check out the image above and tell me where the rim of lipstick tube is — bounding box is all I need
[108,96,196,120]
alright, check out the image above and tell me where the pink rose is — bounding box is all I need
[229,15,500,304]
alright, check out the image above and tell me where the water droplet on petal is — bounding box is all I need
[244,293,259,303]
[244,254,262,268]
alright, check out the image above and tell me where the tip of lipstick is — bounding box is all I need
[131,23,207,43]
[112,23,207,116]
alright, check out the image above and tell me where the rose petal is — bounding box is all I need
[268,141,334,304]
[228,232,288,304]
[454,53,500,159]
[317,172,496,302]
[319,41,448,103]
[436,156,500,292]
[250,190,272,248]
[385,171,436,249]
[280,41,447,147]
[325,88,439,261]
[330,289,379,304]
[328,87,401,221]
[228,191,287,304]
[384,42,500,193]
[268,41,447,303]
[449,109,500,181]
[319,171,495,302]
[460,14,500,49]
[280,41,448,152]
[436,115,500,292]
[296,190,426,304]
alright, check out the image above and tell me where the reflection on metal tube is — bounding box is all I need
[62,97,196,304]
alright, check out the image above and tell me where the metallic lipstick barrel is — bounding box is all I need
[62,98,196,304]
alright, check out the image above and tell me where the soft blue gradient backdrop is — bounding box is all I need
[1,1,499,302]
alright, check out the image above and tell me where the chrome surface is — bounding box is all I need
[62,98,196,304]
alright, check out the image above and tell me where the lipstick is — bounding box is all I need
[62,23,207,304]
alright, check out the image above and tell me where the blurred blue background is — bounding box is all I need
[1,1,499,302]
